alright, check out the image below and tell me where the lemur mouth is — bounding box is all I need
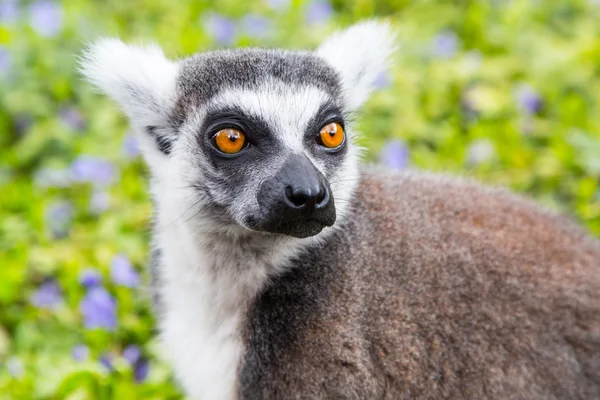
[271,216,335,238]
[245,213,336,239]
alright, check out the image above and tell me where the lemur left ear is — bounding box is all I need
[316,20,397,111]
[80,39,179,168]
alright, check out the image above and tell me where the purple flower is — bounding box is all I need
[466,138,495,165]
[380,140,409,170]
[6,357,23,378]
[45,200,73,238]
[29,1,63,38]
[266,0,290,11]
[30,280,63,309]
[99,353,113,371]
[241,14,273,39]
[79,268,102,288]
[432,31,459,59]
[134,358,149,383]
[0,1,18,24]
[123,345,141,365]
[122,345,149,382]
[111,254,139,288]
[15,115,32,134]
[305,0,333,25]
[374,71,390,89]
[71,156,117,187]
[90,190,110,214]
[79,287,117,331]
[33,167,72,188]
[59,107,85,131]
[72,345,89,362]
[122,134,140,158]
[514,84,542,115]
[203,13,236,46]
[0,47,11,75]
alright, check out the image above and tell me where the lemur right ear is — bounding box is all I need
[80,39,179,168]
[316,20,397,111]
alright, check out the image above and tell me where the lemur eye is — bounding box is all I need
[214,129,246,154]
[318,122,345,149]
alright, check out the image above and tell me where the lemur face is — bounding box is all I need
[169,50,355,238]
[81,21,395,238]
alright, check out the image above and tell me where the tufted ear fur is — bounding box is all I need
[315,20,397,111]
[79,39,179,169]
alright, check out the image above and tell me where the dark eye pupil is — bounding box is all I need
[328,130,335,137]
[229,135,237,142]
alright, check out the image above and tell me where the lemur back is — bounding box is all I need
[81,20,600,400]
[241,170,600,399]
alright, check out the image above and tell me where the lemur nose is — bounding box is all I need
[256,154,336,236]
[285,184,329,211]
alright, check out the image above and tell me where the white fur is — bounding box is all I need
[152,159,242,400]
[316,20,397,110]
[79,38,179,170]
[213,80,329,152]
[153,157,311,399]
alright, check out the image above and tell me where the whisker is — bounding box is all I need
[158,197,203,230]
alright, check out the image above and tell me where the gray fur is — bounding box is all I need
[173,49,343,125]
[239,169,600,399]
[148,246,163,313]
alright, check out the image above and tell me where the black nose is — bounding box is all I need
[255,153,336,238]
[285,184,329,212]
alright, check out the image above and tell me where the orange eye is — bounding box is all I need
[319,122,345,149]
[214,129,246,154]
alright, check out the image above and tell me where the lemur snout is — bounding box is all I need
[254,154,336,238]
[284,171,330,214]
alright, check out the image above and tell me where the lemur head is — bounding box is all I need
[81,21,395,239]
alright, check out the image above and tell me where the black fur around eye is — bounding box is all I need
[202,107,276,153]
[305,103,346,152]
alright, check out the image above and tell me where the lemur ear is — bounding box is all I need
[316,20,397,110]
[79,39,179,167]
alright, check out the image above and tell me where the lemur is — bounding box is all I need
[81,21,600,399]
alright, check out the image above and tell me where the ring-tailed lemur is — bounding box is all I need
[81,20,600,399]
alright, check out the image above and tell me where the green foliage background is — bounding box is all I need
[1,0,600,398]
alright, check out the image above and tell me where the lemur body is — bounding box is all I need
[82,21,600,399]
[241,170,600,399]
